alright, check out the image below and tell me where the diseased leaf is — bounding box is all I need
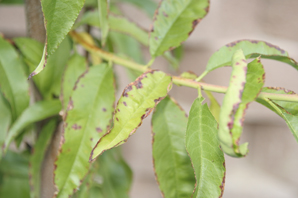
[218,50,265,157]
[90,70,172,161]
[30,119,57,198]
[98,0,109,46]
[75,11,148,46]
[0,36,29,120]
[0,93,11,159]
[0,151,30,198]
[200,39,298,79]
[61,53,87,112]
[29,0,85,77]
[15,37,72,99]
[152,96,195,197]
[149,0,209,57]
[257,87,298,142]
[3,100,61,154]
[185,97,225,198]
[54,64,115,198]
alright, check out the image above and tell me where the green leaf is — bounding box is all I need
[15,37,72,99]
[75,11,149,46]
[30,119,57,198]
[3,100,61,154]
[0,93,11,159]
[149,0,209,57]
[98,0,110,46]
[117,0,157,17]
[152,96,195,197]
[201,39,298,79]
[0,0,23,4]
[29,0,85,77]
[185,97,225,198]
[0,151,30,198]
[61,54,87,112]
[109,32,143,81]
[54,64,115,198]
[218,50,265,157]
[257,87,298,142]
[90,70,172,161]
[204,90,221,123]
[0,36,29,120]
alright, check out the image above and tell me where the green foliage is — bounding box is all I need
[1,0,298,197]
[186,97,225,198]
[152,96,195,197]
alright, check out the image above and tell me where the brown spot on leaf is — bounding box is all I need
[67,98,74,111]
[162,11,168,17]
[116,117,119,121]
[123,101,127,106]
[155,36,158,40]
[102,108,107,112]
[96,127,102,133]
[117,109,120,112]
[72,124,81,130]
[219,162,226,198]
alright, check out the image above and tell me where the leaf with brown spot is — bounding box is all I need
[54,64,115,198]
[149,0,209,57]
[90,70,172,161]
[218,50,265,157]
[200,39,298,80]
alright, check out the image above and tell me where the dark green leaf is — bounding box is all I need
[0,151,30,198]
[185,97,225,198]
[0,36,29,120]
[200,39,298,80]
[0,0,23,4]
[3,100,61,154]
[149,0,209,57]
[90,70,172,161]
[30,119,57,198]
[152,96,195,197]
[218,50,265,157]
[257,87,298,142]
[29,0,85,77]
[54,64,115,198]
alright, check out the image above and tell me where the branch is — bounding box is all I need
[69,31,298,103]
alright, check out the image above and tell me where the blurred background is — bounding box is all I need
[1,0,298,197]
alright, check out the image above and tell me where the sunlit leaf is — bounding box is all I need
[29,0,85,77]
[30,119,57,198]
[90,70,172,161]
[152,96,195,197]
[75,11,148,46]
[3,100,61,155]
[185,97,225,198]
[61,53,87,112]
[0,151,30,198]
[54,64,115,198]
[149,0,209,57]
[218,50,265,157]
[98,0,109,46]
[0,36,29,120]
[199,39,298,80]
[257,87,298,142]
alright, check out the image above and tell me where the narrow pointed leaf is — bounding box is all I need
[219,50,265,157]
[75,11,148,46]
[30,119,57,198]
[204,90,221,123]
[54,64,115,198]
[3,100,61,154]
[149,0,209,57]
[0,151,30,198]
[90,70,172,161]
[203,39,298,76]
[98,0,109,46]
[186,97,225,198]
[61,54,87,112]
[0,36,29,120]
[257,87,298,142]
[0,93,11,159]
[15,37,72,98]
[29,0,85,77]
[152,96,195,197]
